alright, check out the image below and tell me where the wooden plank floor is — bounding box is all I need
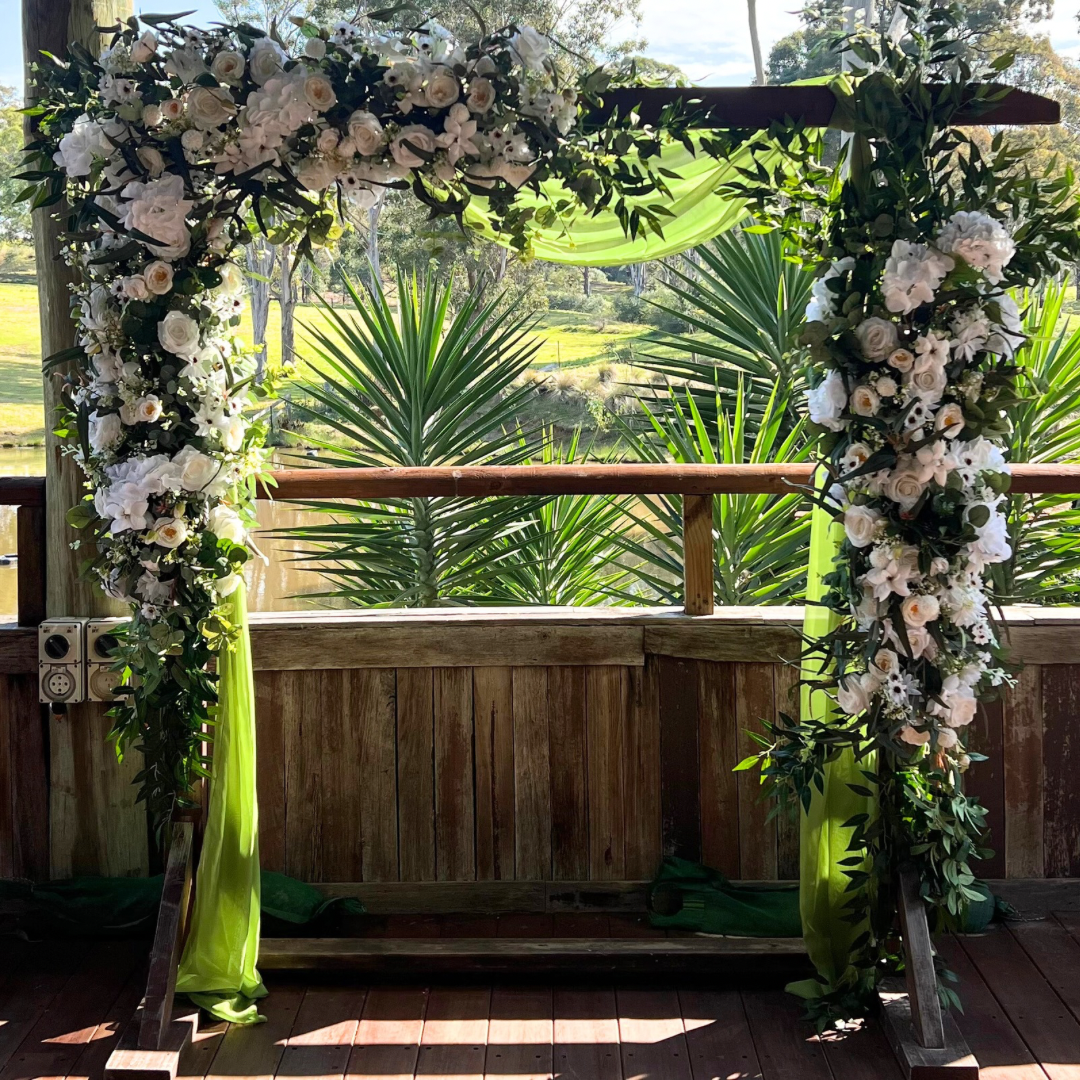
[0,921,1078,1079]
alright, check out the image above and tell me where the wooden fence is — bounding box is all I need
[1,467,1079,889]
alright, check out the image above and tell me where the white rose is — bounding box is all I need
[509,26,550,71]
[426,67,459,108]
[135,395,164,423]
[121,173,193,259]
[121,275,149,300]
[297,156,338,191]
[466,77,495,113]
[207,504,246,545]
[304,37,327,60]
[144,260,174,295]
[215,572,243,596]
[844,504,882,549]
[216,414,246,452]
[142,104,163,127]
[907,363,947,405]
[187,85,236,130]
[390,125,437,169]
[317,127,340,154]
[152,516,189,549]
[850,385,880,417]
[806,370,847,431]
[304,73,337,111]
[249,38,286,85]
[164,45,208,83]
[158,310,201,356]
[137,146,165,177]
[53,113,112,176]
[936,727,959,750]
[837,671,876,716]
[901,593,940,627]
[211,49,246,84]
[170,445,224,494]
[217,261,245,296]
[854,317,899,361]
[347,111,385,156]
[131,31,159,64]
[884,469,925,513]
[89,410,122,452]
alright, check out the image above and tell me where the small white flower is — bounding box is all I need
[304,37,327,60]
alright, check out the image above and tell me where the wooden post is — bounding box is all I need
[681,493,714,616]
[24,0,146,878]
[16,504,46,628]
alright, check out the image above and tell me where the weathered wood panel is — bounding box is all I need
[587,666,628,881]
[548,666,589,881]
[735,663,777,881]
[699,659,740,877]
[434,668,475,882]
[658,656,701,861]
[513,667,551,881]
[1004,666,1044,879]
[1042,664,1080,877]
[624,659,662,879]
[396,668,435,881]
[967,699,1006,879]
[473,667,515,881]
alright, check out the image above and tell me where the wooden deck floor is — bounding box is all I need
[0,917,1079,1080]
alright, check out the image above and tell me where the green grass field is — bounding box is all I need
[0,280,655,445]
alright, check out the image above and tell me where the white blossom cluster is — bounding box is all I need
[804,211,1020,762]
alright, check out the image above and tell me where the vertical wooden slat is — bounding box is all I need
[397,667,435,881]
[681,494,714,616]
[624,657,662,879]
[967,698,1006,880]
[473,666,515,881]
[513,666,552,881]
[549,666,589,880]
[1042,664,1080,876]
[16,504,46,628]
[735,662,777,880]
[587,665,627,880]
[0,675,14,877]
[353,668,398,881]
[658,655,701,861]
[774,662,801,880]
[283,669,324,881]
[434,667,475,881]
[254,670,286,873]
[1004,665,1043,879]
[698,660,740,877]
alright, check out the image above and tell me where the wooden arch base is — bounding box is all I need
[104,827,980,1080]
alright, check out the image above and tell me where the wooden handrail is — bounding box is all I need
[258,462,1080,500]
[0,475,45,506]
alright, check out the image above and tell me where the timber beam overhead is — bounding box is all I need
[593,84,1060,129]
[258,462,1080,500]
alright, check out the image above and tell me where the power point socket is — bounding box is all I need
[39,618,87,705]
[86,618,130,703]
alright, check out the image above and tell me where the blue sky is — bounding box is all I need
[4,1,1080,92]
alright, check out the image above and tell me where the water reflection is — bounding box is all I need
[0,447,332,618]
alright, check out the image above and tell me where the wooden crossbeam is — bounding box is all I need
[594,84,1059,129]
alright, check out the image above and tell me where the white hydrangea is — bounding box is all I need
[805,369,847,431]
[937,211,1015,284]
[881,239,954,314]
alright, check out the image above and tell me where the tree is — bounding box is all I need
[748,0,766,85]
[0,87,32,243]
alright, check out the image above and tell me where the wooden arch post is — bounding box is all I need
[23,0,148,878]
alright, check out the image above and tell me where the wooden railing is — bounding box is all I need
[257,463,1080,617]
[0,475,45,627]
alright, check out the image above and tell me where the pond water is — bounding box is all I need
[0,446,331,618]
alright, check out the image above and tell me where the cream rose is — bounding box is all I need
[855,317,900,361]
[884,469,924,512]
[137,146,165,177]
[160,98,184,122]
[142,104,163,127]
[89,410,122,452]
[158,310,200,356]
[844,504,881,549]
[121,174,193,260]
[135,395,164,424]
[217,261,245,296]
[850,385,880,417]
[908,363,947,404]
[466,77,495,112]
[304,74,337,111]
[152,517,188,549]
[122,275,149,300]
[187,86,236,130]
[249,38,285,85]
[316,127,340,154]
[936,727,959,750]
[873,649,899,678]
[935,402,965,438]
[426,67,460,108]
[207,504,246,545]
[837,672,875,716]
[900,726,931,746]
[144,260,174,295]
[297,156,338,191]
[347,111,384,155]
[901,593,940,627]
[390,125,437,169]
[210,49,246,83]
[172,445,222,493]
[887,348,915,373]
[876,375,898,398]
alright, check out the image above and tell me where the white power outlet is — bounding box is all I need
[39,618,87,705]
[86,618,130,703]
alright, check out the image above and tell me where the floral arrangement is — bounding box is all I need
[730,4,1080,1023]
[20,12,711,819]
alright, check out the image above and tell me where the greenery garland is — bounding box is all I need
[733,2,1080,1025]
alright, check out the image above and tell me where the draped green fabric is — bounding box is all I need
[176,581,267,1025]
[463,138,779,266]
[787,502,875,1002]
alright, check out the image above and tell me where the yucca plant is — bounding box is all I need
[995,282,1080,603]
[631,228,815,430]
[489,429,641,606]
[281,271,547,606]
[612,381,813,606]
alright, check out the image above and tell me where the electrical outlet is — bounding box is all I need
[39,618,87,705]
[86,618,130,703]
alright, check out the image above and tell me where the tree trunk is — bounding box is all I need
[26,0,147,878]
[247,239,276,380]
[367,199,382,290]
[583,265,591,297]
[280,243,296,369]
[747,0,766,85]
[630,262,647,297]
[300,257,314,303]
